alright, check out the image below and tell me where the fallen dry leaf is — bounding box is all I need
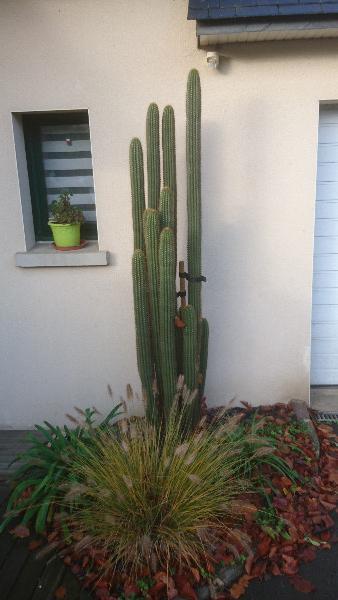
[290,575,316,593]
[55,586,66,599]
[10,524,30,538]
[28,539,43,551]
[230,575,250,599]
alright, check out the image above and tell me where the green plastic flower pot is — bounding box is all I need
[49,222,81,248]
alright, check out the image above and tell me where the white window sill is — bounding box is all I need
[15,241,109,268]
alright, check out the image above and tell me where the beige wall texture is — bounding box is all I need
[1,0,336,427]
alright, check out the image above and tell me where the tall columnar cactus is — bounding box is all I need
[186,69,202,322]
[159,227,177,415]
[181,305,197,393]
[146,103,160,209]
[130,138,145,251]
[199,317,209,399]
[129,71,209,424]
[143,208,161,389]
[162,106,177,262]
[132,249,155,419]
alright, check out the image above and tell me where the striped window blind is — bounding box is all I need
[23,112,97,241]
[41,123,96,224]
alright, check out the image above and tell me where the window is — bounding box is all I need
[23,111,97,241]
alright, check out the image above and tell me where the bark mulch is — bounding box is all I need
[0,405,337,599]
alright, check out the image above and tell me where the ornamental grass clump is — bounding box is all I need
[65,387,273,575]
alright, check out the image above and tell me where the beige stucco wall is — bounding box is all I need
[1,0,336,427]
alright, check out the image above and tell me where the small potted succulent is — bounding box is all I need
[48,192,84,249]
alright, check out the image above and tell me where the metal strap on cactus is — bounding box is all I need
[129,71,209,425]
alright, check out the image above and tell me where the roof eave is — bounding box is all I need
[197,17,338,46]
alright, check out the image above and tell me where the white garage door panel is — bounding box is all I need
[316,182,338,200]
[318,144,338,163]
[314,253,338,271]
[311,106,338,384]
[312,304,338,322]
[311,338,338,354]
[318,124,338,143]
[311,369,338,385]
[312,322,338,338]
[315,219,338,236]
[315,202,338,219]
[317,163,338,181]
[313,271,338,288]
[314,236,338,253]
[312,288,338,305]
[311,354,338,369]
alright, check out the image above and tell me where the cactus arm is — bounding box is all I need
[186,69,202,320]
[159,187,175,232]
[162,106,177,258]
[146,103,160,209]
[159,227,177,415]
[181,305,198,393]
[199,317,209,399]
[130,138,146,251]
[132,249,155,420]
[143,208,162,390]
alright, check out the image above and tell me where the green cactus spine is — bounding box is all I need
[186,69,202,321]
[132,249,154,419]
[143,208,161,389]
[130,138,145,251]
[159,227,177,415]
[146,103,160,209]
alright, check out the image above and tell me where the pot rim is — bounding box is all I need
[48,221,81,227]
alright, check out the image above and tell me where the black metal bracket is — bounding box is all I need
[179,271,206,283]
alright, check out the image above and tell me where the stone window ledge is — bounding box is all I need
[15,241,109,268]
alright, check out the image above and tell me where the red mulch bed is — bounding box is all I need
[11,403,338,600]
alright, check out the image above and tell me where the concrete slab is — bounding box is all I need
[311,387,338,413]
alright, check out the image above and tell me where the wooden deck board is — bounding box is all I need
[0,431,93,599]
[30,558,66,600]
[7,544,47,600]
[0,539,31,599]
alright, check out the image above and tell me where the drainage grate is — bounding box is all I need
[312,411,338,424]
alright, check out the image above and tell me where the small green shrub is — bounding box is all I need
[49,191,84,224]
[0,403,122,535]
[64,395,273,575]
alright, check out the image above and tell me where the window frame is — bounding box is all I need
[23,111,98,242]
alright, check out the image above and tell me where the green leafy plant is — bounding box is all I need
[255,507,291,541]
[63,389,275,576]
[49,191,84,224]
[223,418,301,484]
[0,403,122,535]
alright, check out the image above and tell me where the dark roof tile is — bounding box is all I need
[188,1,338,20]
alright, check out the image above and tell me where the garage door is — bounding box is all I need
[311,105,338,385]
